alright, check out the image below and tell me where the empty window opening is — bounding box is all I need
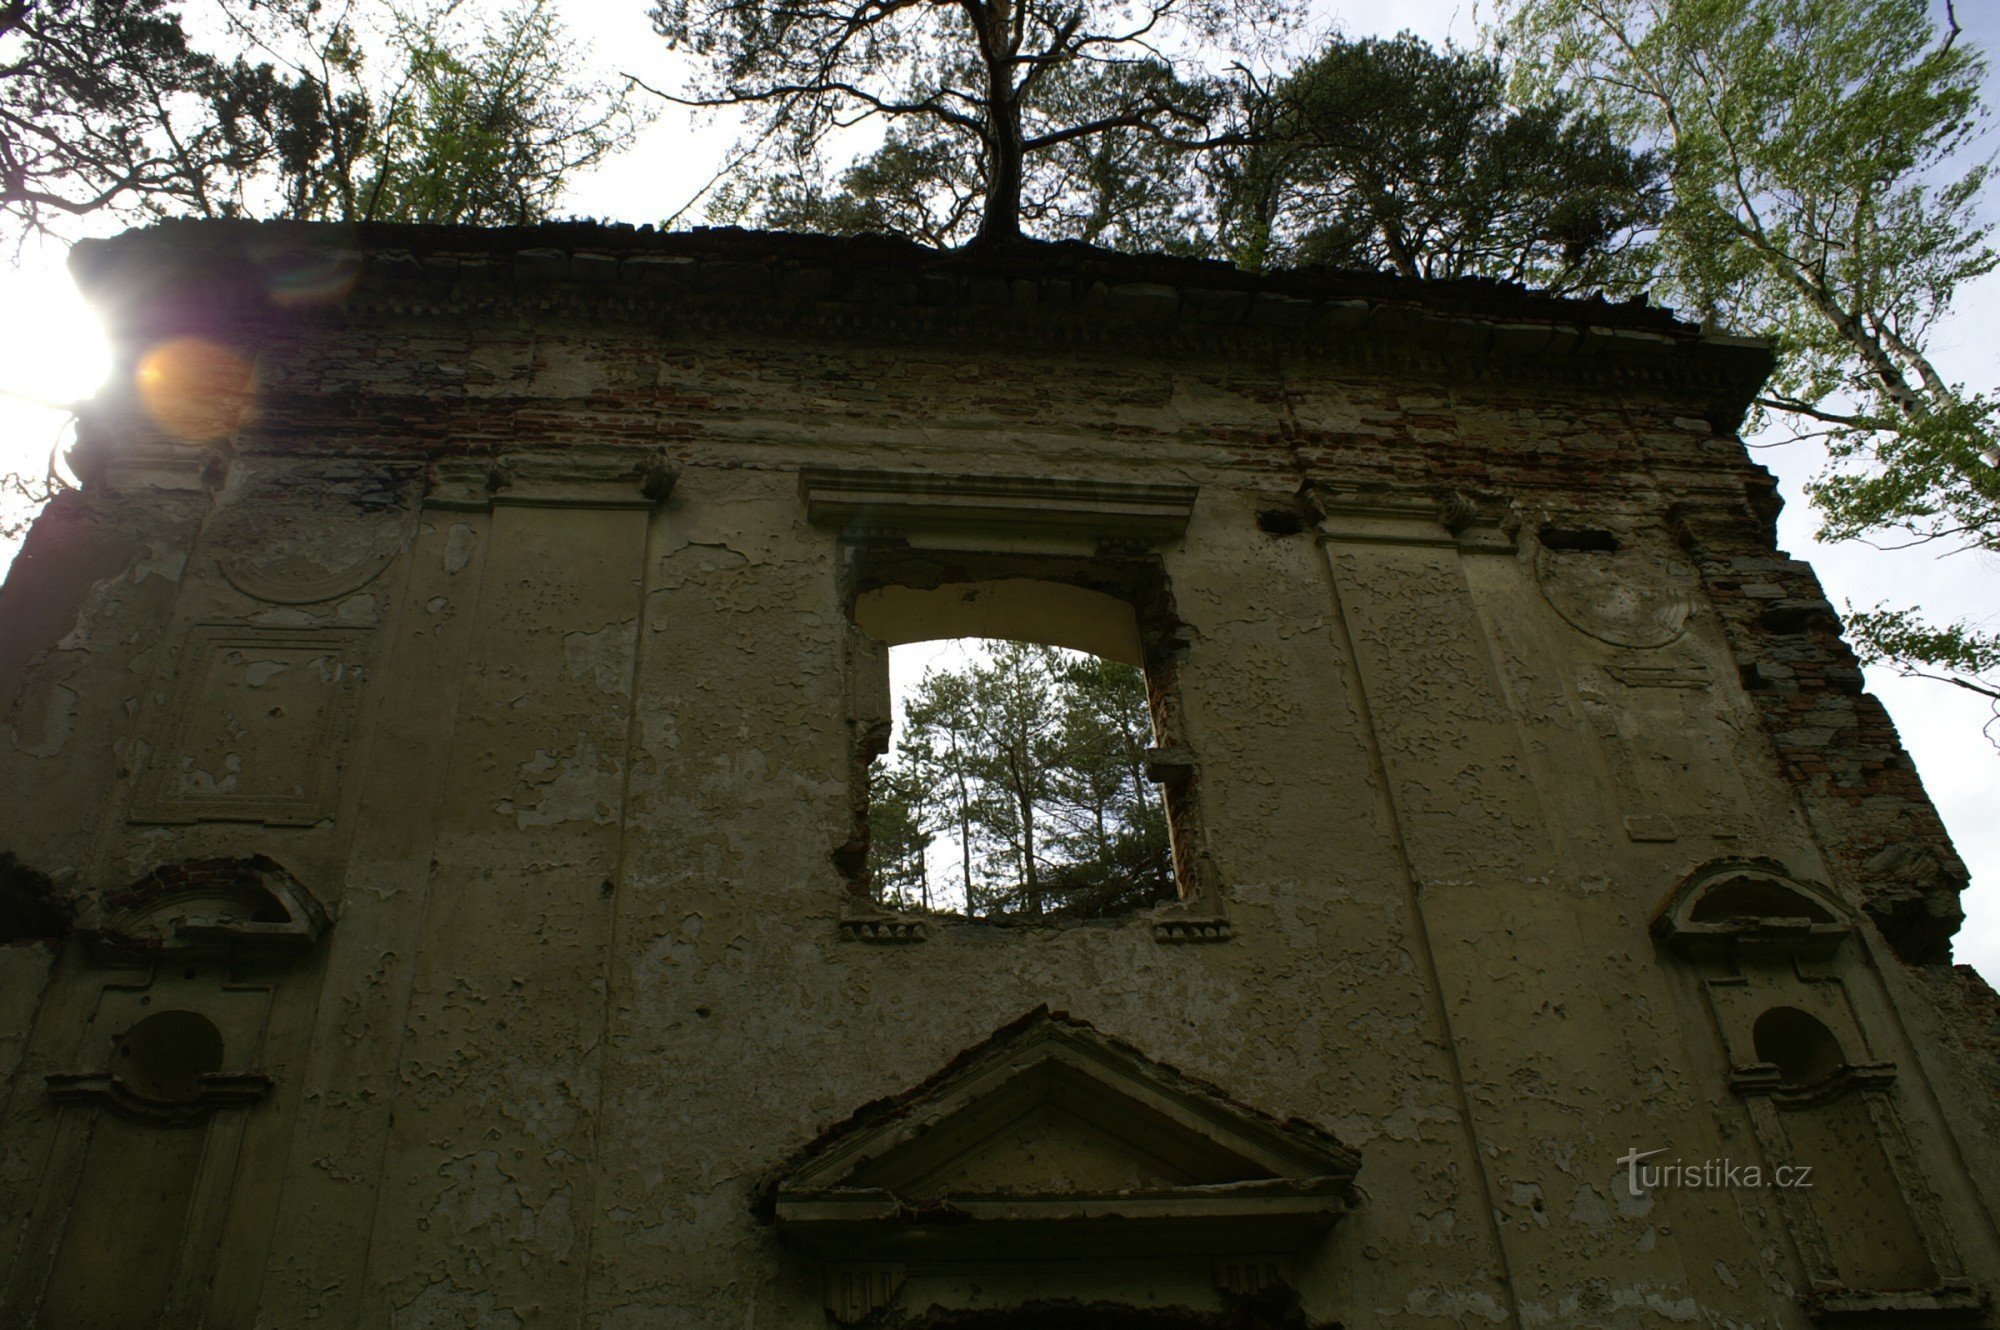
[869,637,1176,922]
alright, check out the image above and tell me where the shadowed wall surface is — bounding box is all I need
[0,221,1996,1328]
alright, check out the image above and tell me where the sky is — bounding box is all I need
[0,0,1994,981]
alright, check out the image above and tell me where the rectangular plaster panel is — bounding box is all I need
[131,625,370,825]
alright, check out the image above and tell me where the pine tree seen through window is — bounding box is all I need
[869,640,1174,921]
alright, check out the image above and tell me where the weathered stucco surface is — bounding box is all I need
[0,221,1996,1328]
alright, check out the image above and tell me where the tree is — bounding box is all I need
[867,761,936,909]
[714,63,1221,251]
[712,128,985,247]
[869,643,1173,920]
[1,0,641,245]
[1846,606,2000,739]
[703,26,1660,282]
[1220,33,1662,288]
[0,0,258,245]
[214,0,644,225]
[1041,652,1172,914]
[1504,0,2000,720]
[647,0,1280,247]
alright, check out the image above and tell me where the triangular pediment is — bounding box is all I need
[772,1009,1358,1260]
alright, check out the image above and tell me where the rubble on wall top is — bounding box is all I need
[73,217,1727,340]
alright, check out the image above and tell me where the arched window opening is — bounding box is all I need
[1752,1007,1846,1089]
[870,637,1175,921]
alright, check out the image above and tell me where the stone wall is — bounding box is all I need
[0,220,1994,1328]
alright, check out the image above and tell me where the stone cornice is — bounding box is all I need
[72,220,1776,430]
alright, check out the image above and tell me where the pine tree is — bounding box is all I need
[870,642,1174,921]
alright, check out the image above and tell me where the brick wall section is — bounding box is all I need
[1669,479,1969,962]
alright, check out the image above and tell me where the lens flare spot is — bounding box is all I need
[134,338,255,442]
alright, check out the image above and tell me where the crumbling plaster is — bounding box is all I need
[0,221,1993,1328]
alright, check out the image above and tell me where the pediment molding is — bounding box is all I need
[79,856,330,963]
[1653,858,1851,961]
[769,1008,1358,1264]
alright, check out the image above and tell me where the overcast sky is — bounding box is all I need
[0,0,1993,980]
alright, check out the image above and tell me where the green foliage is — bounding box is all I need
[1505,0,2000,719]
[0,0,642,242]
[651,0,1275,246]
[1845,603,2000,739]
[1230,33,1662,289]
[868,642,1173,922]
[866,760,935,908]
[217,0,645,224]
[709,25,1658,281]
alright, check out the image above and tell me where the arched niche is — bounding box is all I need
[1649,858,1979,1319]
[854,580,1144,666]
[46,1008,267,1125]
[1754,1007,1848,1090]
[10,857,329,1328]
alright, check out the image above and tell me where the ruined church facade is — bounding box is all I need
[0,220,1996,1328]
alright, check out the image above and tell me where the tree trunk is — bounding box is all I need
[1017,780,1040,916]
[949,731,975,909]
[975,122,1027,245]
[971,0,1025,247]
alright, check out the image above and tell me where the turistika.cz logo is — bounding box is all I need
[1619,1147,1813,1193]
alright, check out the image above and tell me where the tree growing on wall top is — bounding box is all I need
[1214,33,1663,289]
[694,20,1662,284]
[647,0,1284,247]
[0,0,251,245]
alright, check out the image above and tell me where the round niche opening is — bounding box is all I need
[1752,1007,1846,1088]
[115,1010,224,1102]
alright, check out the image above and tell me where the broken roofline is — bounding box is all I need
[69,219,1776,434]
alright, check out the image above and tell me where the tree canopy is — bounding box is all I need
[218,0,643,225]
[1,0,249,242]
[715,60,1221,252]
[1216,33,1662,287]
[1505,0,2000,728]
[869,642,1174,921]
[0,0,641,245]
[698,24,1663,285]
[648,0,1279,247]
